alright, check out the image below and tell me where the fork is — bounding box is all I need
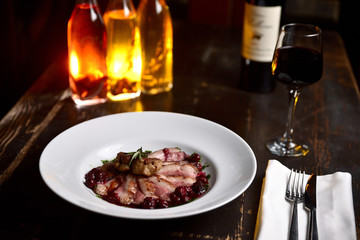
[285,169,305,240]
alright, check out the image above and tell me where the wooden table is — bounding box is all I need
[0,22,359,239]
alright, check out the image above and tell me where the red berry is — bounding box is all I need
[84,167,107,188]
[189,153,201,162]
[175,186,186,196]
[175,186,193,203]
[192,181,206,196]
[156,199,169,209]
[170,193,182,205]
[102,191,119,204]
[142,197,157,209]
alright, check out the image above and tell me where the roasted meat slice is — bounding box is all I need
[138,177,157,198]
[94,178,119,196]
[93,173,126,196]
[157,175,196,187]
[147,148,187,162]
[110,174,144,205]
[157,163,198,178]
[147,175,176,201]
[121,174,141,205]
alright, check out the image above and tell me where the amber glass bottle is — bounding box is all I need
[67,0,108,106]
[103,0,142,101]
[137,0,173,95]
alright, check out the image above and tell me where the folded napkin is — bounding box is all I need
[254,160,357,240]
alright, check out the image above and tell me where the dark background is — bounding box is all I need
[0,0,358,119]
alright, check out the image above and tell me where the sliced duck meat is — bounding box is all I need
[138,177,157,198]
[118,174,141,205]
[161,160,190,166]
[157,163,198,178]
[157,175,196,187]
[94,177,120,196]
[147,175,176,201]
[147,148,188,162]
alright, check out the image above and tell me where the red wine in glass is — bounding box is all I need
[266,23,323,157]
[273,46,323,89]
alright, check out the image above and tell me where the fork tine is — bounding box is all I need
[287,169,294,197]
[301,171,305,196]
[286,169,306,200]
[294,170,305,198]
[294,170,300,197]
[296,170,301,197]
[287,169,293,192]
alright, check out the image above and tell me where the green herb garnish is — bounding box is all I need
[101,159,115,164]
[127,147,151,166]
[202,162,210,170]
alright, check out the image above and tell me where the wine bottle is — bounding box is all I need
[239,0,284,92]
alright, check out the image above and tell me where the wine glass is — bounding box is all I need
[266,23,323,157]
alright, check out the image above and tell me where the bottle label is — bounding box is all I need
[242,3,281,62]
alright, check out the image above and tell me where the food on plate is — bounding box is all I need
[84,147,210,209]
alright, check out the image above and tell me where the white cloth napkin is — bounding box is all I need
[254,160,357,240]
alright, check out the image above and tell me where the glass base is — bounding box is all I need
[141,83,173,95]
[72,96,107,107]
[266,137,309,157]
[107,90,141,101]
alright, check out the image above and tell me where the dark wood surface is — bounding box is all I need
[0,22,359,239]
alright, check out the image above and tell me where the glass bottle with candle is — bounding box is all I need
[103,0,142,101]
[137,0,173,94]
[67,0,108,106]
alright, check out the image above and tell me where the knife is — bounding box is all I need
[304,174,318,240]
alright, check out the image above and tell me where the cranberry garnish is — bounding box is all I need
[84,167,107,188]
[188,153,201,162]
[196,172,209,184]
[156,199,169,209]
[163,148,170,161]
[192,181,207,196]
[142,197,157,209]
[170,193,182,205]
[194,162,202,171]
[142,197,169,209]
[102,191,119,204]
[175,186,194,203]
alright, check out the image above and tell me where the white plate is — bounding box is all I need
[39,111,256,219]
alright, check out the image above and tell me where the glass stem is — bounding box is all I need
[282,88,301,147]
